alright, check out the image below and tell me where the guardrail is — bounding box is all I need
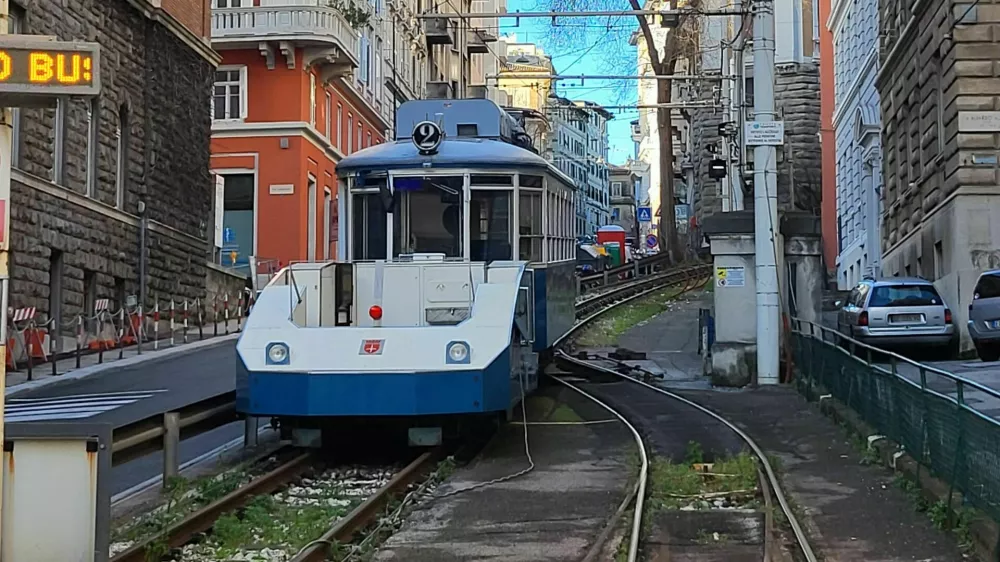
[108,260,698,491]
[578,252,673,293]
[790,319,1000,526]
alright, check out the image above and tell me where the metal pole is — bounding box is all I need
[731,4,747,212]
[752,0,779,385]
[163,412,180,485]
[243,416,257,448]
[0,0,11,544]
[138,201,147,354]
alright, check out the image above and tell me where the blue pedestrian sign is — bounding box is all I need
[637,206,652,222]
[646,234,658,248]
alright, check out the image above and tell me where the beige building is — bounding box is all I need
[876,1,1000,350]
[422,0,504,100]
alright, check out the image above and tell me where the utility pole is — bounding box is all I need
[730,0,746,211]
[752,0,779,385]
[0,0,10,546]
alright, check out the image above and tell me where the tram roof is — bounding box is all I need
[336,137,575,188]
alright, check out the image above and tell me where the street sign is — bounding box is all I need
[716,266,746,288]
[637,206,652,222]
[745,121,785,146]
[646,234,657,248]
[0,36,101,105]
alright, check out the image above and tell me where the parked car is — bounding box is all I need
[968,269,1000,362]
[836,277,958,358]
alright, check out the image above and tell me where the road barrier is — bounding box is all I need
[4,293,251,381]
[790,319,1000,527]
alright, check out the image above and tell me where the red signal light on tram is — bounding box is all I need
[369,305,383,320]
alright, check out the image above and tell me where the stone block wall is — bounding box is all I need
[8,0,214,341]
[690,63,821,224]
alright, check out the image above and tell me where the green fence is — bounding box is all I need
[790,319,1000,523]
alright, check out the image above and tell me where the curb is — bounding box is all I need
[814,391,999,561]
[6,333,241,397]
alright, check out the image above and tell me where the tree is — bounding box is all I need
[538,0,703,262]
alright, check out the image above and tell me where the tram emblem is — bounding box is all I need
[360,339,385,355]
[412,120,443,154]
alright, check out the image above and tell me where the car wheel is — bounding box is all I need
[976,343,1000,363]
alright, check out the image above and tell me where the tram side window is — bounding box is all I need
[351,193,388,260]
[519,190,543,262]
[470,190,512,261]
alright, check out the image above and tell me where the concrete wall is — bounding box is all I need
[206,263,249,322]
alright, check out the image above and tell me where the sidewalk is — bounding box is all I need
[5,318,243,395]
[608,290,966,561]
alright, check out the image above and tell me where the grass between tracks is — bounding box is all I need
[576,286,689,347]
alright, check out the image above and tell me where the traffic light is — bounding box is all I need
[708,158,727,179]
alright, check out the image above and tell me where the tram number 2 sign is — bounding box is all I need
[412,120,444,154]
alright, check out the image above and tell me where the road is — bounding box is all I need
[5,341,257,495]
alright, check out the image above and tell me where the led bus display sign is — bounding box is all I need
[0,37,100,101]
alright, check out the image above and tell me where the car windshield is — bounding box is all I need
[869,285,941,307]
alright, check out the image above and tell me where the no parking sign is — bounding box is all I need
[646,234,657,248]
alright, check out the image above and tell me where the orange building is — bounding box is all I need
[817,0,837,277]
[208,6,388,273]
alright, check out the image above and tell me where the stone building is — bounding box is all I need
[875,0,1000,351]
[8,0,218,344]
[830,0,882,290]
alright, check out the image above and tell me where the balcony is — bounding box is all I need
[424,17,454,45]
[212,5,360,76]
[426,81,454,99]
[466,29,490,54]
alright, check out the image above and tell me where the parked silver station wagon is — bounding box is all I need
[968,269,1000,362]
[836,277,958,358]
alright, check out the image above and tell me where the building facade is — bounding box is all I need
[875,0,1000,351]
[8,0,218,347]
[609,164,639,241]
[210,0,390,270]
[818,0,838,278]
[547,95,590,237]
[577,101,613,236]
[829,0,881,289]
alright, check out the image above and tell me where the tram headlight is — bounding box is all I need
[446,341,470,364]
[266,342,290,365]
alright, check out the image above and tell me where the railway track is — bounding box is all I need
[109,448,444,562]
[552,262,818,561]
[106,261,727,562]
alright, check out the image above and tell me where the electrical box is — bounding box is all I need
[2,422,112,562]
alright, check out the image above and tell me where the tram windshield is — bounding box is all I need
[393,175,464,257]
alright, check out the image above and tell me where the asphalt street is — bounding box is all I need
[6,341,245,495]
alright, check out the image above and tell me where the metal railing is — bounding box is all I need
[211,5,360,58]
[790,319,1000,524]
[578,251,674,293]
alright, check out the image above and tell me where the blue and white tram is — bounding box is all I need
[235,99,578,446]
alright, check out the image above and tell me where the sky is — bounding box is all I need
[498,0,640,166]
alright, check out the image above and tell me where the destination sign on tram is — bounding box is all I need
[0,37,101,98]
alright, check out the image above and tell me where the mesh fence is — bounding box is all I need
[791,323,1000,522]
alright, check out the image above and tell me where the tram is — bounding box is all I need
[235,99,578,446]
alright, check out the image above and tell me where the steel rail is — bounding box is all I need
[290,449,442,561]
[110,451,315,562]
[555,267,818,562]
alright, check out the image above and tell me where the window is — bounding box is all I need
[309,73,317,127]
[366,131,372,148]
[359,32,370,84]
[519,189,543,262]
[215,0,242,6]
[351,180,389,260]
[325,92,332,140]
[212,67,246,120]
[49,250,64,350]
[337,103,343,148]
[611,181,623,197]
[471,185,513,261]
[347,114,353,152]
[85,98,99,197]
[52,97,66,184]
[934,241,944,279]
[974,273,1000,300]
[392,175,464,257]
[869,285,942,307]
[115,104,129,210]
[307,176,317,261]
[357,123,362,152]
